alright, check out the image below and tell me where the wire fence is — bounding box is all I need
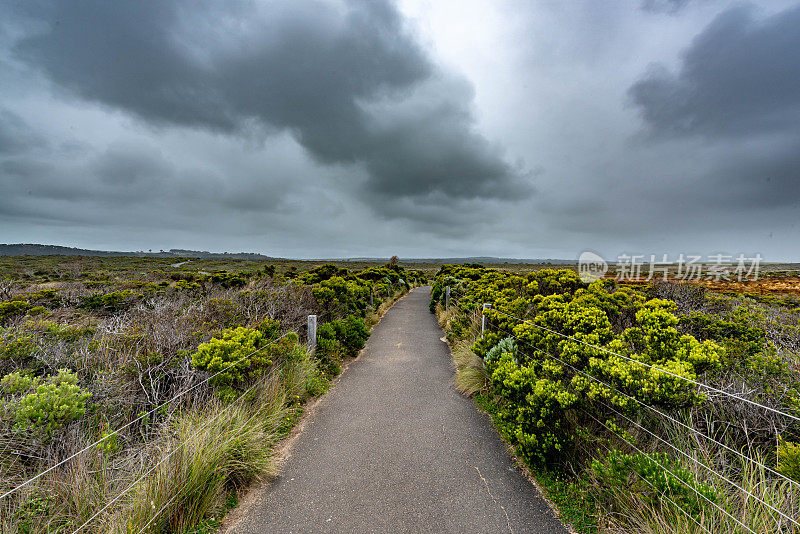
[1,331,294,532]
[445,285,800,531]
[73,366,278,533]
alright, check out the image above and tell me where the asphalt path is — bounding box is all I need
[224,286,568,534]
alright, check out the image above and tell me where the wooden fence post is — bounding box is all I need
[481,303,491,335]
[307,314,317,353]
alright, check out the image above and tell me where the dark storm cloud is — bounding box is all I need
[12,0,527,208]
[627,4,800,210]
[630,4,800,139]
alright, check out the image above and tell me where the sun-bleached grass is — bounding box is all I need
[113,370,288,533]
[434,302,487,396]
[453,343,489,396]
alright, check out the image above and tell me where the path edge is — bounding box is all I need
[218,288,415,533]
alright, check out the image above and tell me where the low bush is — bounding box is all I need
[190,327,272,387]
[79,290,134,312]
[6,369,91,435]
[313,315,370,375]
[778,439,800,482]
[1,335,38,361]
[0,300,31,323]
[591,449,718,515]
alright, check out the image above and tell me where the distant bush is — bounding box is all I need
[209,271,248,288]
[80,290,134,312]
[8,369,91,435]
[312,276,370,316]
[0,300,31,323]
[301,264,349,284]
[202,298,245,328]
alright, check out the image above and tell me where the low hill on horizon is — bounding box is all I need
[0,244,575,264]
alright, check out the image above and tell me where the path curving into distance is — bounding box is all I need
[223,287,568,534]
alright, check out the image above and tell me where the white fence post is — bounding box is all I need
[446,286,450,311]
[481,303,491,335]
[307,314,317,353]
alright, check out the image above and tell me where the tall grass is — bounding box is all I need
[593,441,799,533]
[0,351,318,534]
[114,371,288,533]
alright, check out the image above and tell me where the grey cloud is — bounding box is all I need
[640,0,692,14]
[629,4,800,139]
[91,142,172,188]
[12,0,528,210]
[0,108,42,154]
[623,4,800,218]
[704,142,800,208]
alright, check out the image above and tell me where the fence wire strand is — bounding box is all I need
[1,332,291,502]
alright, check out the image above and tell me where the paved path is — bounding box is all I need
[225,287,568,534]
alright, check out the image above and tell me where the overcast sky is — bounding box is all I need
[1,0,798,260]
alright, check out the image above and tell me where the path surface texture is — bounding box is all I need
[225,287,568,534]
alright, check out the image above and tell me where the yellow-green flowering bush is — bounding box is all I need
[0,300,31,323]
[488,353,578,464]
[436,266,724,465]
[190,326,270,386]
[9,369,91,435]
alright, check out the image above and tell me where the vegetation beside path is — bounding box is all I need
[1,256,423,533]
[433,265,800,533]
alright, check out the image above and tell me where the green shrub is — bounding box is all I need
[209,270,248,288]
[79,290,133,312]
[0,300,31,323]
[1,369,42,394]
[592,449,718,515]
[191,327,270,387]
[1,335,38,360]
[256,318,281,339]
[778,439,800,482]
[12,369,91,434]
[175,279,201,291]
[331,314,370,357]
[315,323,342,376]
[301,264,348,284]
[312,276,370,316]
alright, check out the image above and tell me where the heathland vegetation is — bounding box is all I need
[431,265,800,533]
[0,255,424,533]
